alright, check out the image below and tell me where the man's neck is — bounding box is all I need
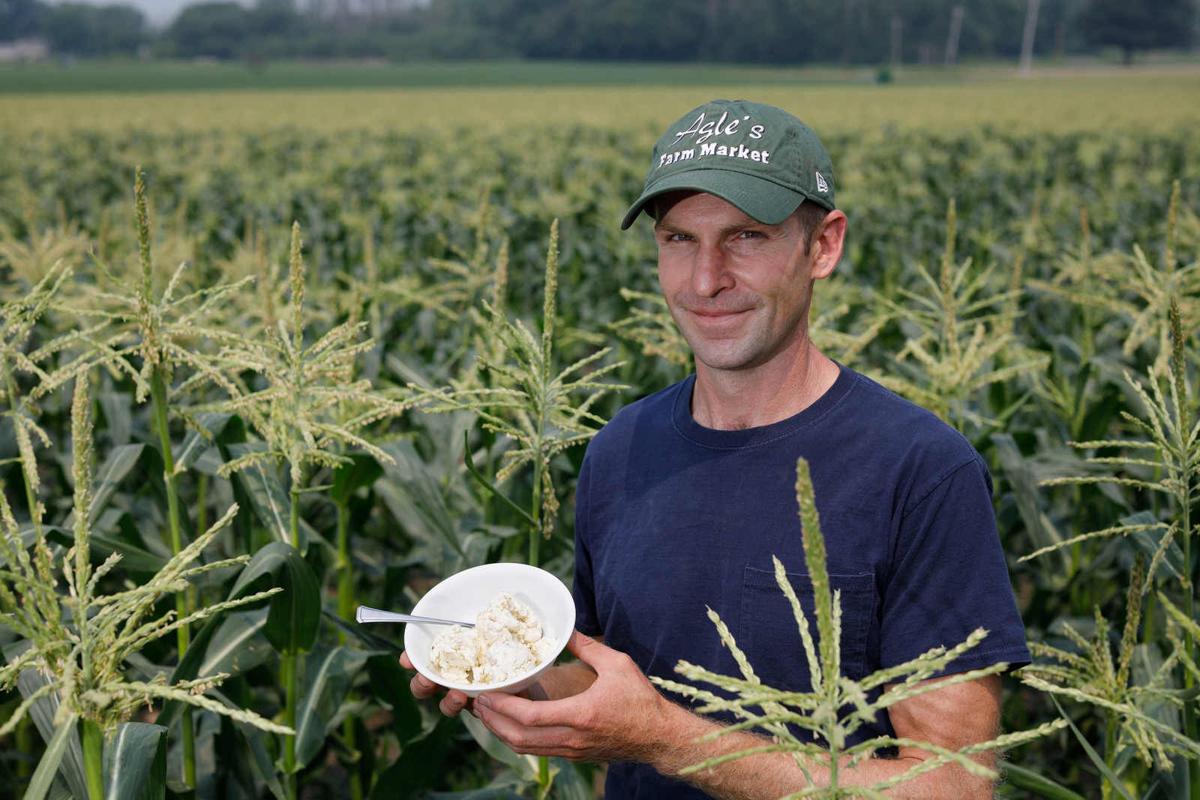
[690,341,840,431]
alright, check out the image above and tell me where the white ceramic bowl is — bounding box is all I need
[403,562,575,698]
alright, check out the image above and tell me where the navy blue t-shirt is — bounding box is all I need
[572,363,1030,799]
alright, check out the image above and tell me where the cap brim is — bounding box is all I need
[620,169,807,230]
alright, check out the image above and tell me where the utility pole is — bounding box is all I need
[1019,0,1041,76]
[944,5,964,66]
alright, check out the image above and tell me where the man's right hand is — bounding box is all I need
[399,650,473,717]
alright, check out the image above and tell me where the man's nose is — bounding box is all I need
[692,242,734,297]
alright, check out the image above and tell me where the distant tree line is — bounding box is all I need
[2,0,148,57]
[0,0,1194,64]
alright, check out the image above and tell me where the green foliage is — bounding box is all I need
[409,220,625,546]
[208,221,405,490]
[1024,297,1199,568]
[163,1,257,60]
[101,722,168,800]
[871,200,1048,433]
[12,0,1177,64]
[0,117,1197,798]
[1019,292,1200,796]
[1023,558,1200,778]
[1081,0,1195,61]
[1,262,93,505]
[0,0,45,40]
[41,3,147,58]
[0,189,88,296]
[609,287,690,369]
[1029,183,1200,378]
[0,374,289,746]
[65,168,251,407]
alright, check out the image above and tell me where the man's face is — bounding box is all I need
[654,191,819,373]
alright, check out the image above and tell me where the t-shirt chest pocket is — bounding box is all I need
[738,565,877,694]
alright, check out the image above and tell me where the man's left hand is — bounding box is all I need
[472,630,671,763]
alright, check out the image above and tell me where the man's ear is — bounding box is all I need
[809,210,847,280]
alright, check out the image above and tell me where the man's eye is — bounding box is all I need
[667,233,691,242]
[737,230,765,240]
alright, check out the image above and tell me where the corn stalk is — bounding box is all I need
[409,220,625,565]
[206,221,405,799]
[0,373,290,798]
[32,168,260,791]
[872,199,1048,433]
[1024,298,1200,795]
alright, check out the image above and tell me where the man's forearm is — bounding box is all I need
[649,700,993,800]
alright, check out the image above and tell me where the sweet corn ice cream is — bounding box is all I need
[429,592,557,685]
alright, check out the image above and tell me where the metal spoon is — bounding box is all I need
[355,605,475,628]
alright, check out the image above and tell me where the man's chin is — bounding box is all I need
[690,345,758,373]
[687,333,794,373]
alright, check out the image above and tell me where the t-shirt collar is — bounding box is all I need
[670,361,856,450]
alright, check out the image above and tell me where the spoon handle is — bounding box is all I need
[355,605,475,628]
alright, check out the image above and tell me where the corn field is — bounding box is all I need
[1,112,1199,799]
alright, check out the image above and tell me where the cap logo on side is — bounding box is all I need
[815,171,829,193]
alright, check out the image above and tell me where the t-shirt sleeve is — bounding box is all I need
[571,453,603,637]
[879,456,1030,676]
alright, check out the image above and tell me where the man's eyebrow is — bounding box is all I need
[654,219,771,236]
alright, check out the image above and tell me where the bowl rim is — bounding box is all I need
[403,562,575,693]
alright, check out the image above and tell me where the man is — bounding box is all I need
[400,99,1030,798]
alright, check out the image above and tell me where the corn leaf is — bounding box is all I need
[294,645,370,769]
[102,722,168,800]
[229,541,321,654]
[23,712,78,800]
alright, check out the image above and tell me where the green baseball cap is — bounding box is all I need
[621,99,836,230]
